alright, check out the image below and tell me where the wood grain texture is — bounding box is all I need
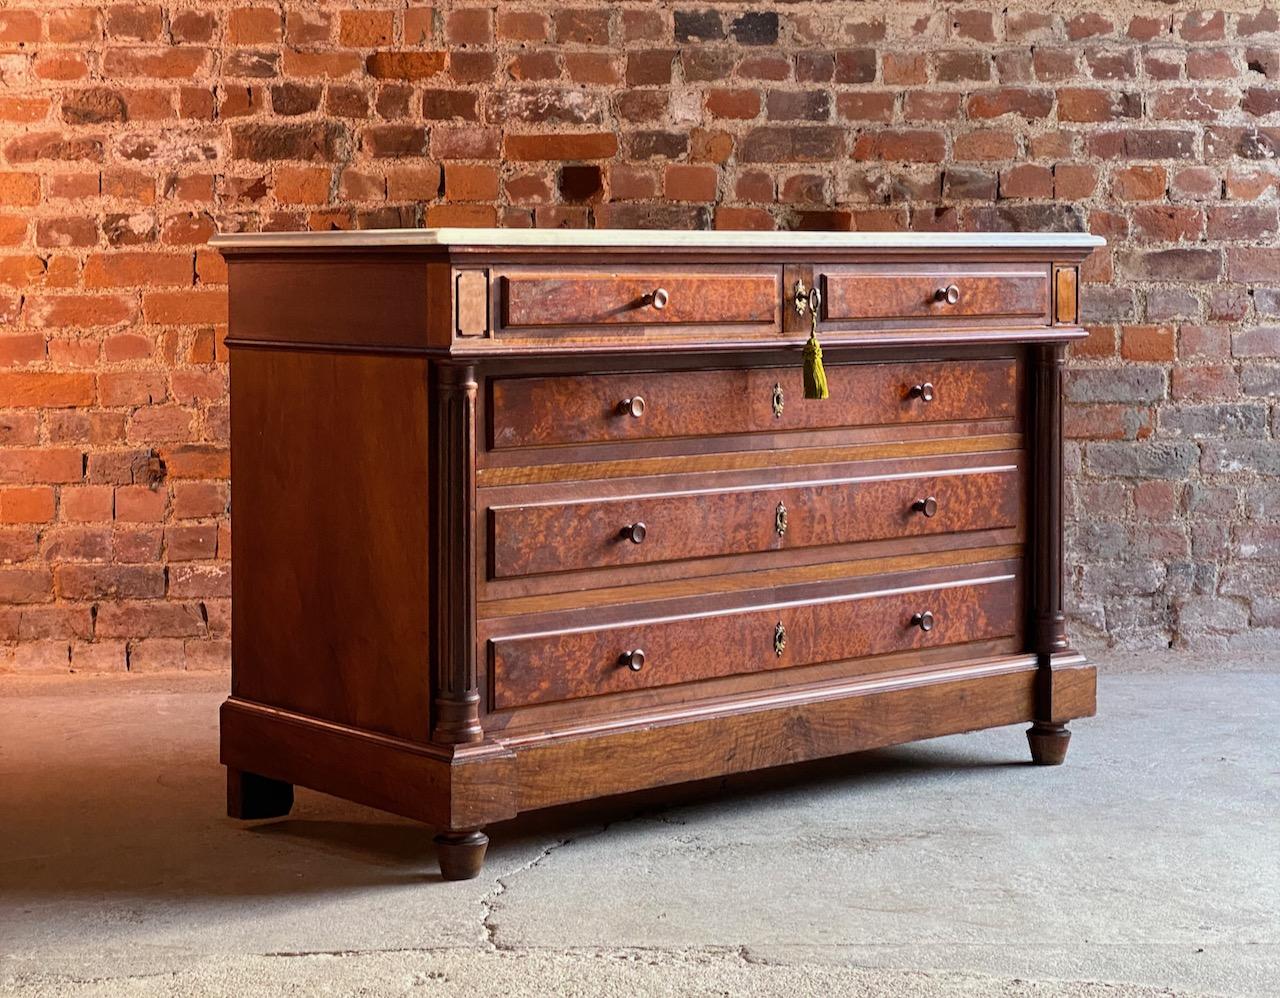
[477,448,1026,603]
[822,269,1047,322]
[456,270,489,337]
[486,639,1029,736]
[488,359,1016,450]
[479,543,1025,620]
[1055,267,1079,325]
[489,463,1023,579]
[230,349,432,742]
[513,660,1051,810]
[500,268,781,329]
[1046,654,1096,724]
[221,698,518,829]
[227,256,433,350]
[477,432,1025,488]
[478,550,1028,728]
[491,573,1021,709]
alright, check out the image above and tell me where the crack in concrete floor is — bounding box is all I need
[3,947,1228,998]
[480,821,616,952]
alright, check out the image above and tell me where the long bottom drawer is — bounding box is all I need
[490,569,1021,709]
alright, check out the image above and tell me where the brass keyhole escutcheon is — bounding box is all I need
[775,501,788,538]
[773,621,786,657]
[772,382,784,419]
[792,279,821,320]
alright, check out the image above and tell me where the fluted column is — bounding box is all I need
[431,362,481,744]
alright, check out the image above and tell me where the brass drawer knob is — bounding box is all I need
[622,521,647,544]
[618,395,646,418]
[649,288,669,310]
[935,284,960,305]
[912,496,938,518]
[774,621,786,657]
[909,382,935,403]
[911,611,935,633]
[620,648,646,672]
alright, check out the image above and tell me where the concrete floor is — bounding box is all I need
[1,656,1277,997]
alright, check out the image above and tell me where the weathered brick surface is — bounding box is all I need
[1,1,1279,670]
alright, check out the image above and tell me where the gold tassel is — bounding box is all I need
[803,326,828,400]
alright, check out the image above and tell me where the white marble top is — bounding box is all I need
[211,227,1105,250]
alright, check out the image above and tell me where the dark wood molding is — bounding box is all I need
[431,362,483,745]
[1030,342,1070,661]
[1027,341,1077,747]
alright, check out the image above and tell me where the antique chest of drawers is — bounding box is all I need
[211,228,1101,880]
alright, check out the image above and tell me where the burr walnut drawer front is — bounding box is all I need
[488,461,1023,579]
[498,267,781,331]
[488,358,1016,450]
[819,266,1049,324]
[489,571,1021,709]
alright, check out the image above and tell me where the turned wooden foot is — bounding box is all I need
[1027,723,1071,766]
[435,829,488,880]
[227,767,294,819]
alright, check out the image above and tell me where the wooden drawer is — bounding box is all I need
[821,267,1048,323]
[489,462,1022,579]
[490,571,1020,709]
[499,267,781,330]
[489,358,1016,450]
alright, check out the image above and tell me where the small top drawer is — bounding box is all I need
[488,359,1017,450]
[821,267,1048,324]
[499,267,781,331]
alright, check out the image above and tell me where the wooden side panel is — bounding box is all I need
[490,464,1023,579]
[491,573,1020,709]
[489,359,1017,449]
[500,269,781,329]
[226,258,432,349]
[231,348,432,742]
[822,270,1048,321]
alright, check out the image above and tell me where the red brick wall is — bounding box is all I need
[1,3,1278,672]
